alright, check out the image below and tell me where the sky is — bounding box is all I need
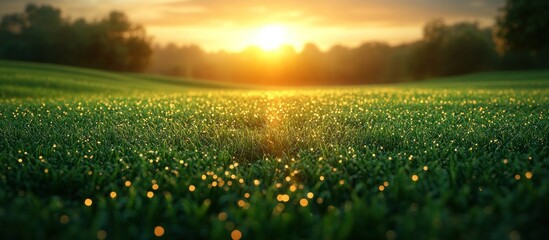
[0,0,505,52]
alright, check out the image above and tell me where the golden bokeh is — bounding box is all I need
[231,229,242,240]
[154,226,165,237]
[218,212,228,221]
[97,230,107,240]
[60,215,69,224]
[299,198,309,207]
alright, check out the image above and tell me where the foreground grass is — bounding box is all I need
[0,61,548,239]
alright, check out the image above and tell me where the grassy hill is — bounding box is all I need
[2,60,549,98]
[0,60,234,98]
[408,70,549,89]
[0,60,548,239]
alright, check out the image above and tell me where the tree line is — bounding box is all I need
[149,21,498,85]
[1,1,548,85]
[144,0,549,85]
[0,4,151,72]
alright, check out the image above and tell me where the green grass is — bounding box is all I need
[0,60,548,240]
[0,60,232,98]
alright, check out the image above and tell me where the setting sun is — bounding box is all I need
[251,25,290,51]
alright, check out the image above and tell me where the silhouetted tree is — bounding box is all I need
[0,4,65,62]
[496,0,549,53]
[0,4,152,72]
[297,43,324,84]
[352,42,391,83]
[495,0,549,68]
[411,20,496,77]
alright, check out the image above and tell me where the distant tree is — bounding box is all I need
[386,43,416,82]
[87,11,152,71]
[496,0,549,54]
[412,20,446,77]
[352,42,391,83]
[0,4,152,72]
[0,13,27,59]
[148,44,205,77]
[297,43,325,84]
[411,20,496,77]
[439,22,496,75]
[0,4,65,62]
[326,45,353,82]
[495,0,549,68]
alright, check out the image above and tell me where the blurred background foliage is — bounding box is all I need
[0,0,548,86]
[0,4,151,72]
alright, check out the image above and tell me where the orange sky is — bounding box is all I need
[0,0,504,51]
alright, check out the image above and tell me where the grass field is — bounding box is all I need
[0,60,548,240]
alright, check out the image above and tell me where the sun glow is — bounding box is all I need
[251,25,290,50]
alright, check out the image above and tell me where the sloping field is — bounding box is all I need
[0,60,232,98]
[0,61,548,239]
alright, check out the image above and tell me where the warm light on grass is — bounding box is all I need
[0,61,546,239]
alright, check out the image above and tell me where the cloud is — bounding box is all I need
[0,0,504,50]
[0,0,503,26]
[140,0,504,27]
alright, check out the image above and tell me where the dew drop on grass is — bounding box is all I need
[218,212,228,221]
[154,226,164,237]
[97,230,107,240]
[299,198,309,207]
[231,229,242,240]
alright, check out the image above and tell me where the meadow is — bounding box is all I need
[0,60,548,239]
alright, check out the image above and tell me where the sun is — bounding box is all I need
[251,25,290,51]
